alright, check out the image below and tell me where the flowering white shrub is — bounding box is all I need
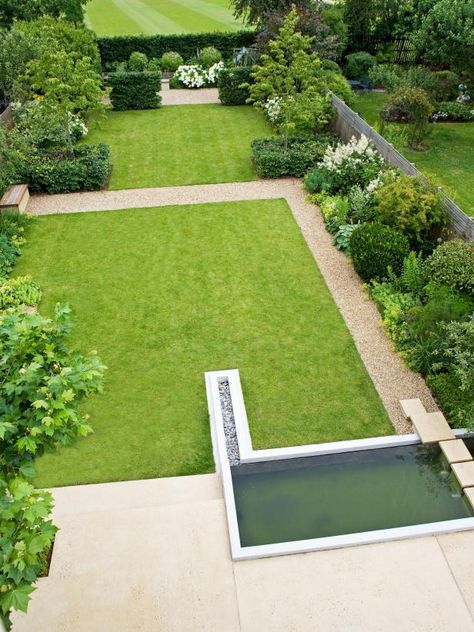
[173,62,224,88]
[174,65,208,88]
[206,61,225,85]
[264,96,282,123]
[321,135,383,173]
[68,112,88,141]
[316,135,385,194]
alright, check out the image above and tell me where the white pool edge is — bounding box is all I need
[204,369,474,560]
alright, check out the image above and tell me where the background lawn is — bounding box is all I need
[86,0,245,36]
[353,92,474,216]
[15,200,392,487]
[87,105,271,190]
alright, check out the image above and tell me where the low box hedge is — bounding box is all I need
[251,135,338,178]
[21,144,111,194]
[98,30,256,67]
[109,71,162,110]
[217,66,253,105]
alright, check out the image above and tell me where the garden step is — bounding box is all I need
[399,398,426,421]
[452,461,474,489]
[440,439,472,465]
[410,411,455,443]
[49,473,222,517]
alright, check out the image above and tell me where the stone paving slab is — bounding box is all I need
[440,439,472,464]
[11,475,474,632]
[234,537,474,632]
[438,529,474,618]
[49,472,221,517]
[161,82,220,106]
[13,478,240,632]
[410,411,455,443]
[400,397,426,420]
[452,461,474,488]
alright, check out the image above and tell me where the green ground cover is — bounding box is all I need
[353,92,474,216]
[15,200,392,487]
[86,105,271,189]
[85,0,244,36]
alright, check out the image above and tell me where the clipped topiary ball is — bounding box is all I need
[161,51,184,72]
[199,46,222,69]
[349,223,410,282]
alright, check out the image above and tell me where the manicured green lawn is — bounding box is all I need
[15,200,392,487]
[86,105,271,190]
[353,92,474,216]
[86,0,245,36]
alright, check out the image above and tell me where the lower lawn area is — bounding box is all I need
[353,92,474,216]
[15,200,392,487]
[86,105,271,190]
[86,0,245,36]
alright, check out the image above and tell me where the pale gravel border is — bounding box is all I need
[161,81,220,106]
[26,178,438,433]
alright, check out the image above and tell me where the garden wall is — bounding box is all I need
[331,95,474,241]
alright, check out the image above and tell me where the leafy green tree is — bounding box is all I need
[412,0,474,80]
[248,8,335,144]
[0,17,101,99]
[0,0,89,29]
[232,0,310,26]
[256,2,347,61]
[0,305,105,627]
[24,50,105,116]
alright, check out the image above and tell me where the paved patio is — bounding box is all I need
[12,474,474,632]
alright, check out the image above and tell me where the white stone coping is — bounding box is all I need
[205,369,474,560]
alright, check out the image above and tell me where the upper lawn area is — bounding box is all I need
[15,200,392,487]
[86,104,271,190]
[85,0,245,36]
[353,92,474,216]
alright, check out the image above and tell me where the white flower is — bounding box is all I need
[68,112,88,138]
[206,61,225,85]
[320,135,383,174]
[174,65,207,88]
[264,97,282,122]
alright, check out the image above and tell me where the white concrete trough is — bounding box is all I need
[205,369,474,560]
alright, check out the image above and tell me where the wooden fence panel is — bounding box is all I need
[331,95,474,241]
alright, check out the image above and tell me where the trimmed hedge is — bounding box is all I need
[252,135,338,178]
[98,30,256,67]
[350,223,410,282]
[109,71,162,110]
[21,144,111,194]
[217,66,253,105]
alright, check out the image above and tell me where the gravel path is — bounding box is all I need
[218,380,240,466]
[161,80,220,106]
[26,178,438,433]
